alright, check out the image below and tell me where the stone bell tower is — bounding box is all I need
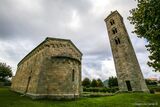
[104,11,149,92]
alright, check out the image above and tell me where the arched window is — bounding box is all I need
[117,38,120,44]
[110,19,115,25]
[72,69,75,82]
[114,38,121,45]
[112,27,118,34]
[115,39,118,45]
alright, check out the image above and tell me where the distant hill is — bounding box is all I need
[103,79,109,87]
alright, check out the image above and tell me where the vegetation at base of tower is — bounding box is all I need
[128,0,160,72]
[1,87,160,107]
[0,62,12,82]
[108,76,118,88]
[145,79,158,86]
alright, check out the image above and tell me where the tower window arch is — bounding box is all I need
[115,39,118,45]
[110,19,115,25]
[114,38,121,45]
[112,27,118,34]
[117,38,120,44]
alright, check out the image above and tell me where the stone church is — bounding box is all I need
[11,37,82,99]
[104,11,149,92]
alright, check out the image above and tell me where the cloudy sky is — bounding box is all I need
[0,0,160,81]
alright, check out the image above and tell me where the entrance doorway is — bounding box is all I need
[126,81,132,91]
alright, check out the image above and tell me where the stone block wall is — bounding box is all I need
[104,11,149,92]
[11,37,82,99]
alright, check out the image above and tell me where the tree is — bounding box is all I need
[97,78,104,87]
[108,76,118,88]
[0,62,12,81]
[82,77,91,87]
[91,79,98,87]
[145,79,157,86]
[128,0,160,72]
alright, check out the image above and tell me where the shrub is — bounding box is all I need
[83,87,119,93]
[149,89,155,94]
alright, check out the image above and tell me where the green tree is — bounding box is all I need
[145,79,157,86]
[97,78,104,87]
[91,79,98,87]
[108,76,118,88]
[82,77,91,87]
[128,0,160,72]
[0,62,12,81]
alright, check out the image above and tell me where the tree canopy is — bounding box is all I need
[82,77,91,87]
[128,0,160,72]
[0,62,12,81]
[108,76,118,88]
[97,78,104,87]
[90,79,98,87]
[82,78,104,87]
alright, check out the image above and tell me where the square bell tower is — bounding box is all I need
[104,11,149,92]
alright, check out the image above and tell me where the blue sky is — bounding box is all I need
[0,0,160,81]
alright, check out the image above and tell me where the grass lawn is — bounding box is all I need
[0,87,160,107]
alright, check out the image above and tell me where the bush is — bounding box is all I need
[0,79,11,86]
[4,80,11,86]
[148,86,160,92]
[149,89,155,94]
[83,87,119,93]
[107,87,119,93]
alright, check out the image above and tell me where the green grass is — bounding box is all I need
[0,87,160,107]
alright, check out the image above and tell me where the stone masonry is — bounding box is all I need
[11,37,82,99]
[104,11,149,92]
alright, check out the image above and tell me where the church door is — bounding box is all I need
[126,81,132,91]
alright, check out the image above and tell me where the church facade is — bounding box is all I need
[11,37,82,99]
[104,11,149,92]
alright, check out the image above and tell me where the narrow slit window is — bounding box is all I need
[112,20,115,24]
[115,39,118,45]
[115,28,117,33]
[110,19,115,26]
[118,38,120,44]
[112,29,115,34]
[115,38,121,45]
[110,22,113,25]
[112,27,118,34]
[72,70,75,82]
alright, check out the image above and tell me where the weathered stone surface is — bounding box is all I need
[11,37,82,99]
[104,11,149,92]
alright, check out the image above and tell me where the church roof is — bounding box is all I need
[18,37,82,66]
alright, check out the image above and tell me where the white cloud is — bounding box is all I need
[68,10,81,30]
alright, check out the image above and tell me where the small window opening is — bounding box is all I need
[112,27,118,34]
[112,29,115,34]
[110,19,115,25]
[114,38,121,45]
[115,28,117,33]
[115,39,118,45]
[117,38,120,44]
[72,69,75,82]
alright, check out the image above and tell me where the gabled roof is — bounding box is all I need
[46,37,82,55]
[18,37,82,66]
